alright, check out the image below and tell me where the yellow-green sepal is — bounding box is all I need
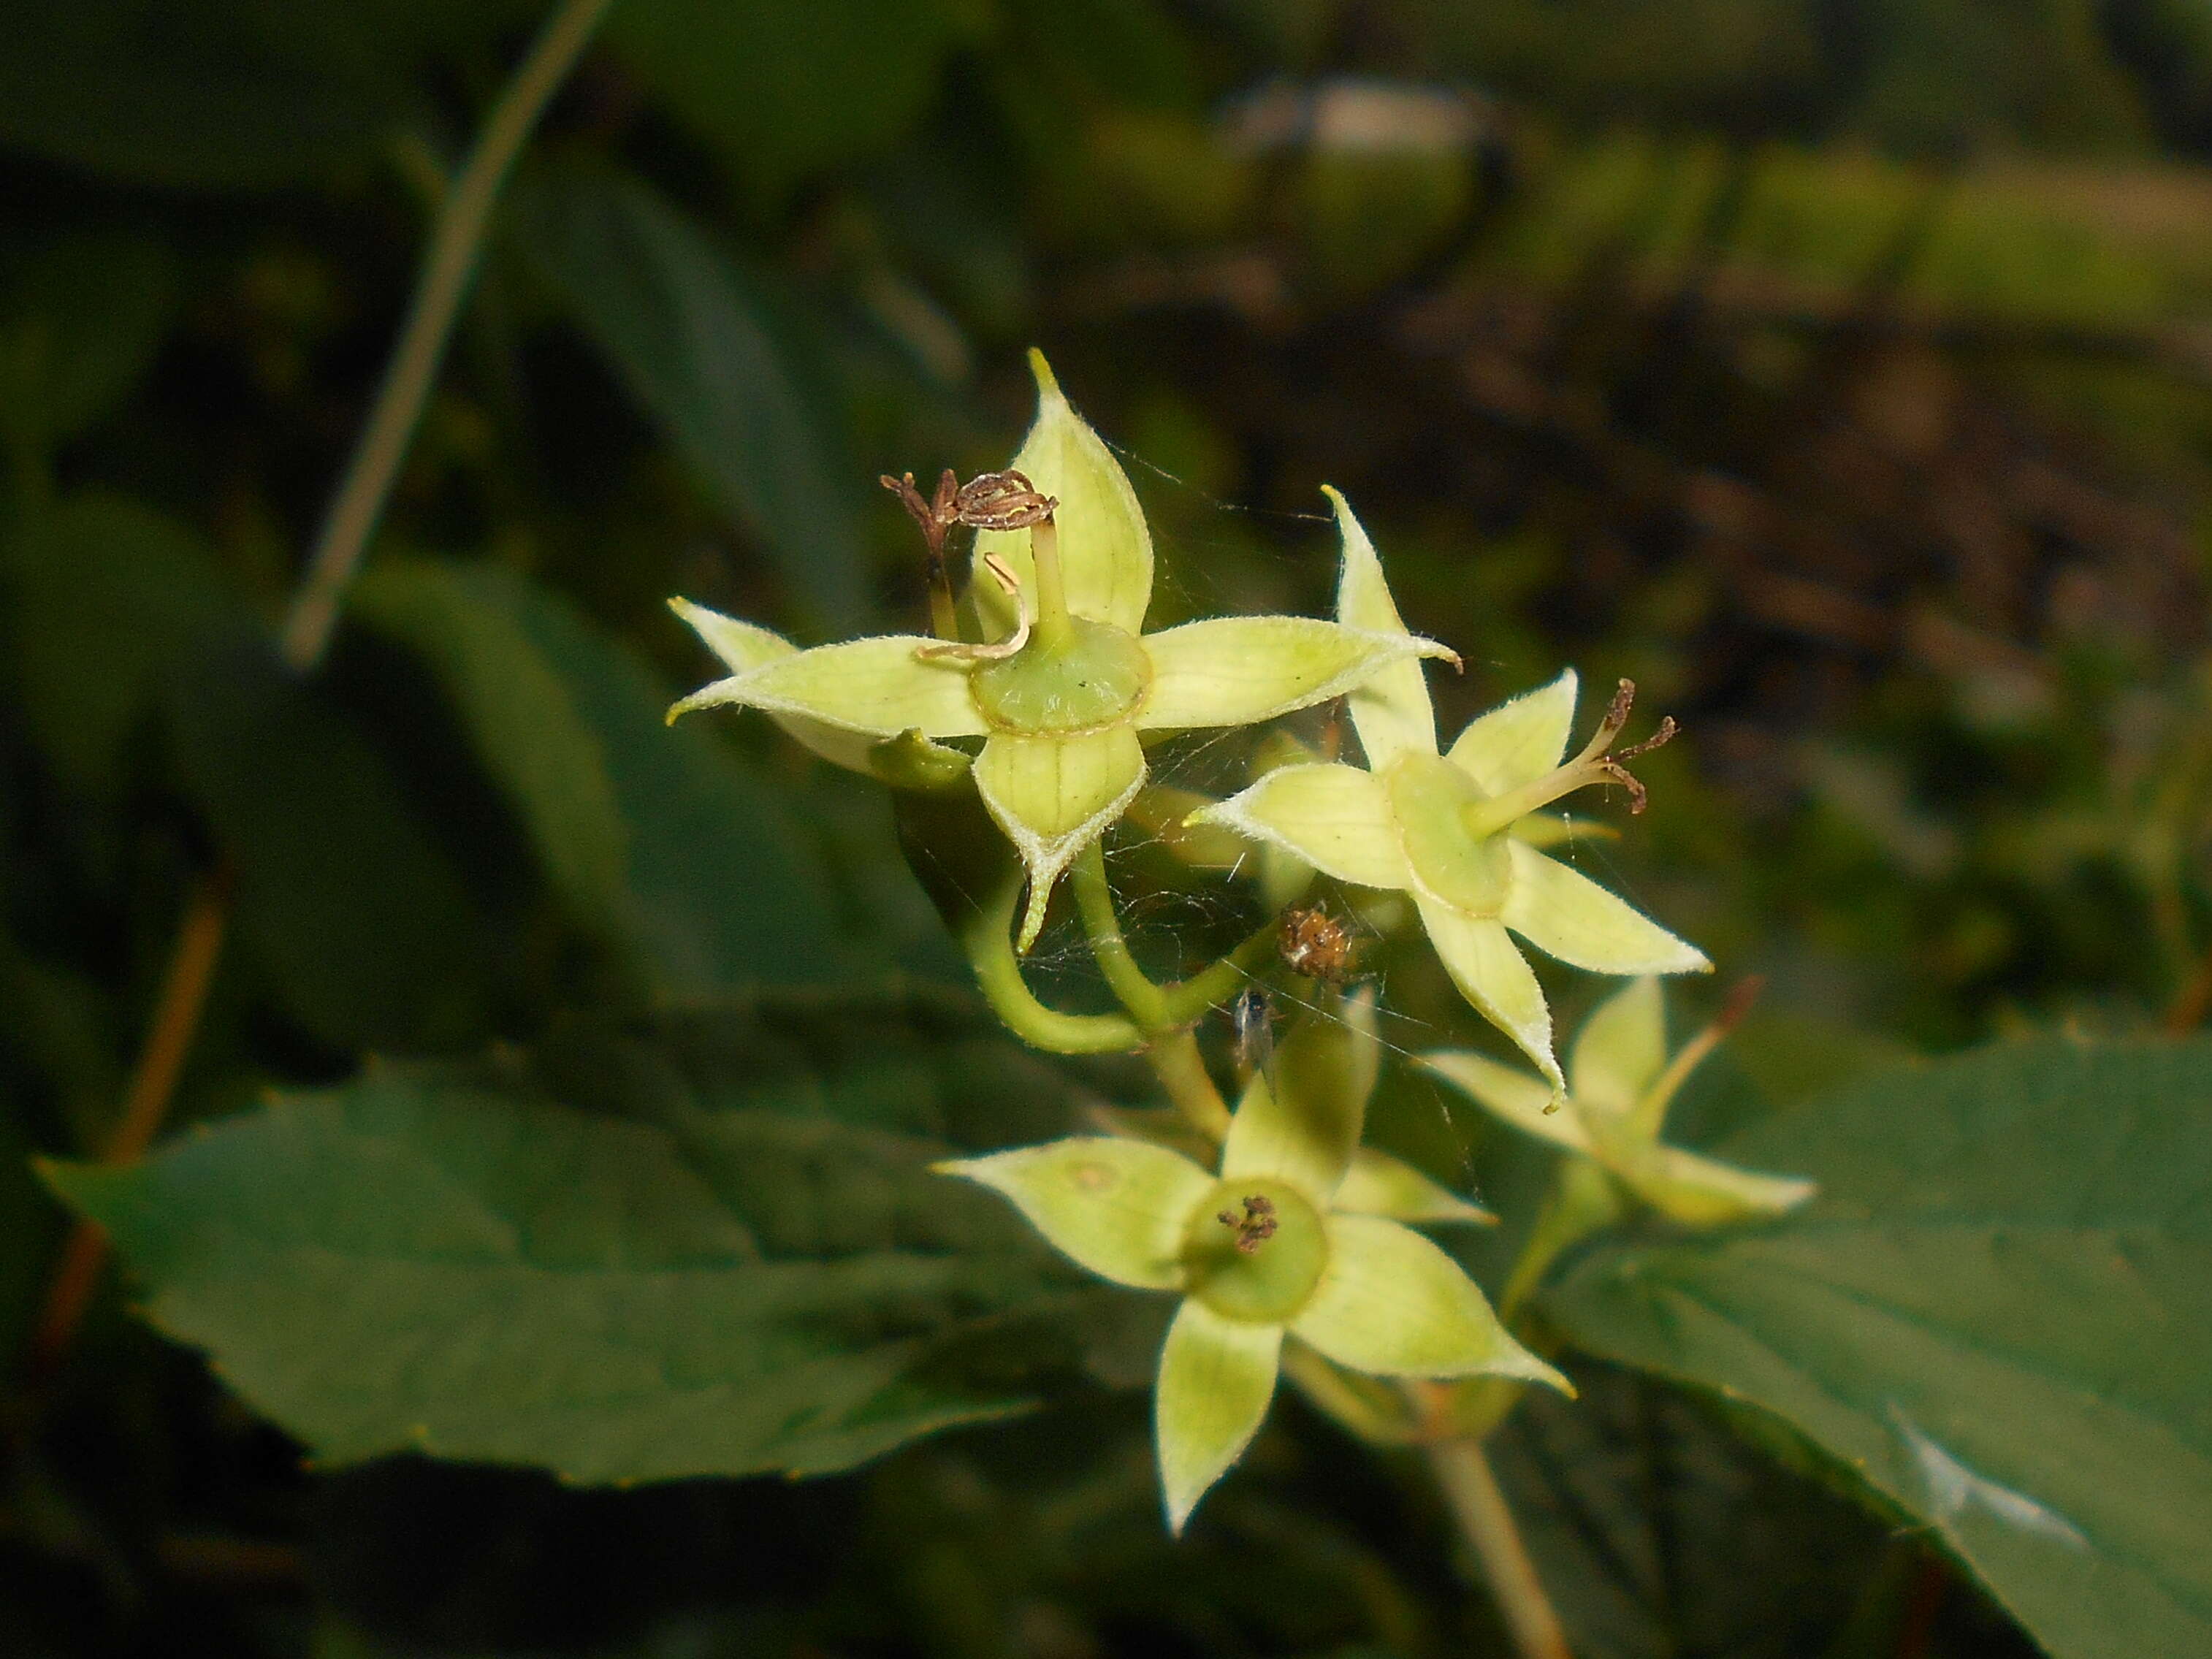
[668,598,972,783]
[1446,667,1577,793]
[1568,975,1667,1119]
[1137,616,1454,733]
[1500,842,1711,977]
[668,633,985,741]
[974,350,1153,637]
[1292,1214,1568,1389]
[974,725,1148,950]
[1332,1148,1496,1225]
[934,1136,1211,1289]
[1188,763,1410,890]
[1156,1299,1283,1534]
[1219,991,1378,1205]
[1326,485,1438,769]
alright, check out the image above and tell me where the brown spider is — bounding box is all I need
[1278,904,1359,985]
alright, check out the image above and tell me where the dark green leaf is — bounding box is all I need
[1543,1036,2212,1659]
[0,236,174,454]
[4,493,236,791]
[40,1042,1098,1481]
[1490,1360,1885,1659]
[165,634,490,1050]
[508,169,868,628]
[351,558,849,994]
[605,0,966,205]
[0,2,404,190]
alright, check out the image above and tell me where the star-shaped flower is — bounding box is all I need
[1422,977,1815,1224]
[938,992,1565,1532]
[1189,491,1709,1094]
[668,355,1452,947]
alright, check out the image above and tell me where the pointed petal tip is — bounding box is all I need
[1026,346,1061,398]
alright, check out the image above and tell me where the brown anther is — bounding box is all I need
[879,468,961,559]
[1216,1194,1279,1254]
[953,469,1056,531]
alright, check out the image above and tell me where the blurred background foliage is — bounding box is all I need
[7,1,2212,1655]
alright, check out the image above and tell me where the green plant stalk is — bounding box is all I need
[22,0,616,1380]
[960,874,1145,1053]
[278,0,616,672]
[1419,1417,1575,1659]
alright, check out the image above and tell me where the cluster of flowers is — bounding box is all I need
[670,356,1811,1530]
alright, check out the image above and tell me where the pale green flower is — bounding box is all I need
[1422,977,1815,1224]
[1189,491,1708,1095]
[668,356,1450,948]
[939,991,1563,1532]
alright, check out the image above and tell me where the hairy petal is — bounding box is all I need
[1292,1216,1567,1387]
[669,636,987,740]
[1327,487,1435,767]
[1156,1300,1283,1534]
[1190,764,1409,890]
[975,726,1147,950]
[1416,1050,1590,1153]
[934,1137,1212,1289]
[1416,899,1564,1097]
[1332,1148,1495,1225]
[668,598,969,779]
[1500,842,1711,977]
[1138,618,1452,733]
[1568,976,1668,1120]
[974,351,1153,636]
[1447,668,1577,795]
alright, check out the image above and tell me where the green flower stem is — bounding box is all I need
[1280,1343,1422,1443]
[1146,1029,1233,1140]
[1499,1159,1622,1322]
[960,874,1145,1054]
[1417,1416,1575,1659]
[278,0,616,671]
[1072,842,1171,1029]
[1156,919,1281,1028]
[1027,516,1074,650]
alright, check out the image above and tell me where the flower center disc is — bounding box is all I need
[970,617,1151,734]
[1183,1178,1326,1324]
[1386,752,1512,916]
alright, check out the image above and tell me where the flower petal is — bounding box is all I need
[1190,764,1409,890]
[1326,487,1437,768]
[1416,899,1564,1097]
[1568,976,1667,1121]
[974,725,1148,950]
[1137,617,1452,733]
[670,636,988,740]
[1221,993,1377,1204]
[974,351,1152,636]
[934,1136,1213,1289]
[669,599,972,780]
[1156,1299,1283,1534]
[1292,1215,1566,1387]
[1332,1147,1496,1224]
[1416,1050,1589,1153]
[1446,668,1577,794]
[1500,842,1711,977]
[1620,1143,1818,1226]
